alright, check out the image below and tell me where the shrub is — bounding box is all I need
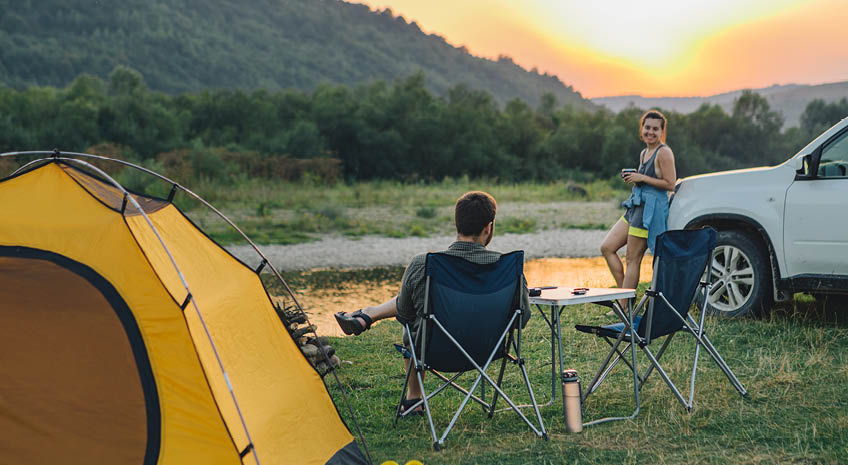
[224,152,342,183]
[312,204,346,221]
[498,217,537,234]
[0,157,19,178]
[156,149,194,182]
[415,205,438,219]
[84,142,137,176]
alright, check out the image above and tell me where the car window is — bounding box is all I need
[818,130,848,178]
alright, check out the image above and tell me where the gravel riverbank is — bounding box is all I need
[227,228,609,271]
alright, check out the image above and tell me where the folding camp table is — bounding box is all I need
[530,286,639,426]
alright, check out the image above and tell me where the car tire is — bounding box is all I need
[702,230,773,318]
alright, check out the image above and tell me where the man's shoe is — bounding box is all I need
[399,398,424,417]
[334,309,373,336]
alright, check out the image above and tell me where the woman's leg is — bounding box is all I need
[622,234,648,291]
[601,218,629,288]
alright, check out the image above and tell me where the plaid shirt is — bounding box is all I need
[396,241,532,328]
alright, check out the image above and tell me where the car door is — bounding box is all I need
[784,127,848,276]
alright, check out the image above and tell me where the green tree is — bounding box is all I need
[800,98,848,135]
[729,91,786,165]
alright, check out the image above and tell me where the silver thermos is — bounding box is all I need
[562,369,583,433]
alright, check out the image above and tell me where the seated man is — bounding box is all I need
[334,191,531,414]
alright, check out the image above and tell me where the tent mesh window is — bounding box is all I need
[61,163,169,215]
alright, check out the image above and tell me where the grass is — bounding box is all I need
[498,217,538,234]
[566,222,611,231]
[186,176,628,210]
[177,177,628,244]
[285,272,848,464]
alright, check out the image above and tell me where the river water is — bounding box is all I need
[288,257,653,337]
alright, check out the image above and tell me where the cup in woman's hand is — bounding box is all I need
[621,168,636,179]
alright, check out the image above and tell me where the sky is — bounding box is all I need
[354,0,848,98]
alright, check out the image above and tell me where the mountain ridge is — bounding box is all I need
[592,81,848,128]
[0,0,592,109]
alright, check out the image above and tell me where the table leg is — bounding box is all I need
[550,304,560,403]
[555,305,566,398]
[627,296,640,419]
[532,303,557,408]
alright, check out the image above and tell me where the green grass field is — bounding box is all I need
[298,276,848,465]
[180,177,629,245]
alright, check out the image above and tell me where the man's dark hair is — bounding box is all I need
[454,191,497,236]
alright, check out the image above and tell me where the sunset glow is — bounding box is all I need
[355,0,848,98]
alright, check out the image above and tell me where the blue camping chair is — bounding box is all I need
[395,251,547,450]
[575,228,748,412]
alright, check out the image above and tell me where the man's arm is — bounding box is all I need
[396,254,426,324]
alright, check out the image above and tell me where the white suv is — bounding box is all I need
[668,117,848,317]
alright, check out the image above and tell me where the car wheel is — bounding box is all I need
[703,230,772,317]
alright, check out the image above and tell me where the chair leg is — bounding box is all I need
[394,328,414,427]
[651,294,749,408]
[471,369,544,438]
[505,327,547,439]
[639,344,691,410]
[429,314,546,439]
[479,378,486,413]
[683,316,748,396]
[697,333,748,396]
[439,372,486,446]
[413,313,547,449]
[403,326,439,447]
[438,364,548,446]
[415,366,440,448]
[687,308,707,407]
[606,339,637,376]
[393,363,412,427]
[637,334,675,391]
[518,356,548,440]
[584,334,627,400]
[489,330,516,417]
[428,370,488,408]
[489,355,508,418]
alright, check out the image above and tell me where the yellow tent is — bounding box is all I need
[0,157,368,465]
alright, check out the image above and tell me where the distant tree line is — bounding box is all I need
[0,0,587,110]
[2,66,847,184]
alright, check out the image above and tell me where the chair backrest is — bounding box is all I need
[422,251,524,372]
[639,228,716,341]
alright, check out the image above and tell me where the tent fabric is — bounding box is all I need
[0,161,366,465]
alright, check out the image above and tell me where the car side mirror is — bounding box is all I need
[794,154,812,177]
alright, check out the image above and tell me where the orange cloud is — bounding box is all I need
[354,1,848,98]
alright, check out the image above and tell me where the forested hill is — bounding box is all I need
[0,0,591,109]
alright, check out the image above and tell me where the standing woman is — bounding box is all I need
[600,110,677,297]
